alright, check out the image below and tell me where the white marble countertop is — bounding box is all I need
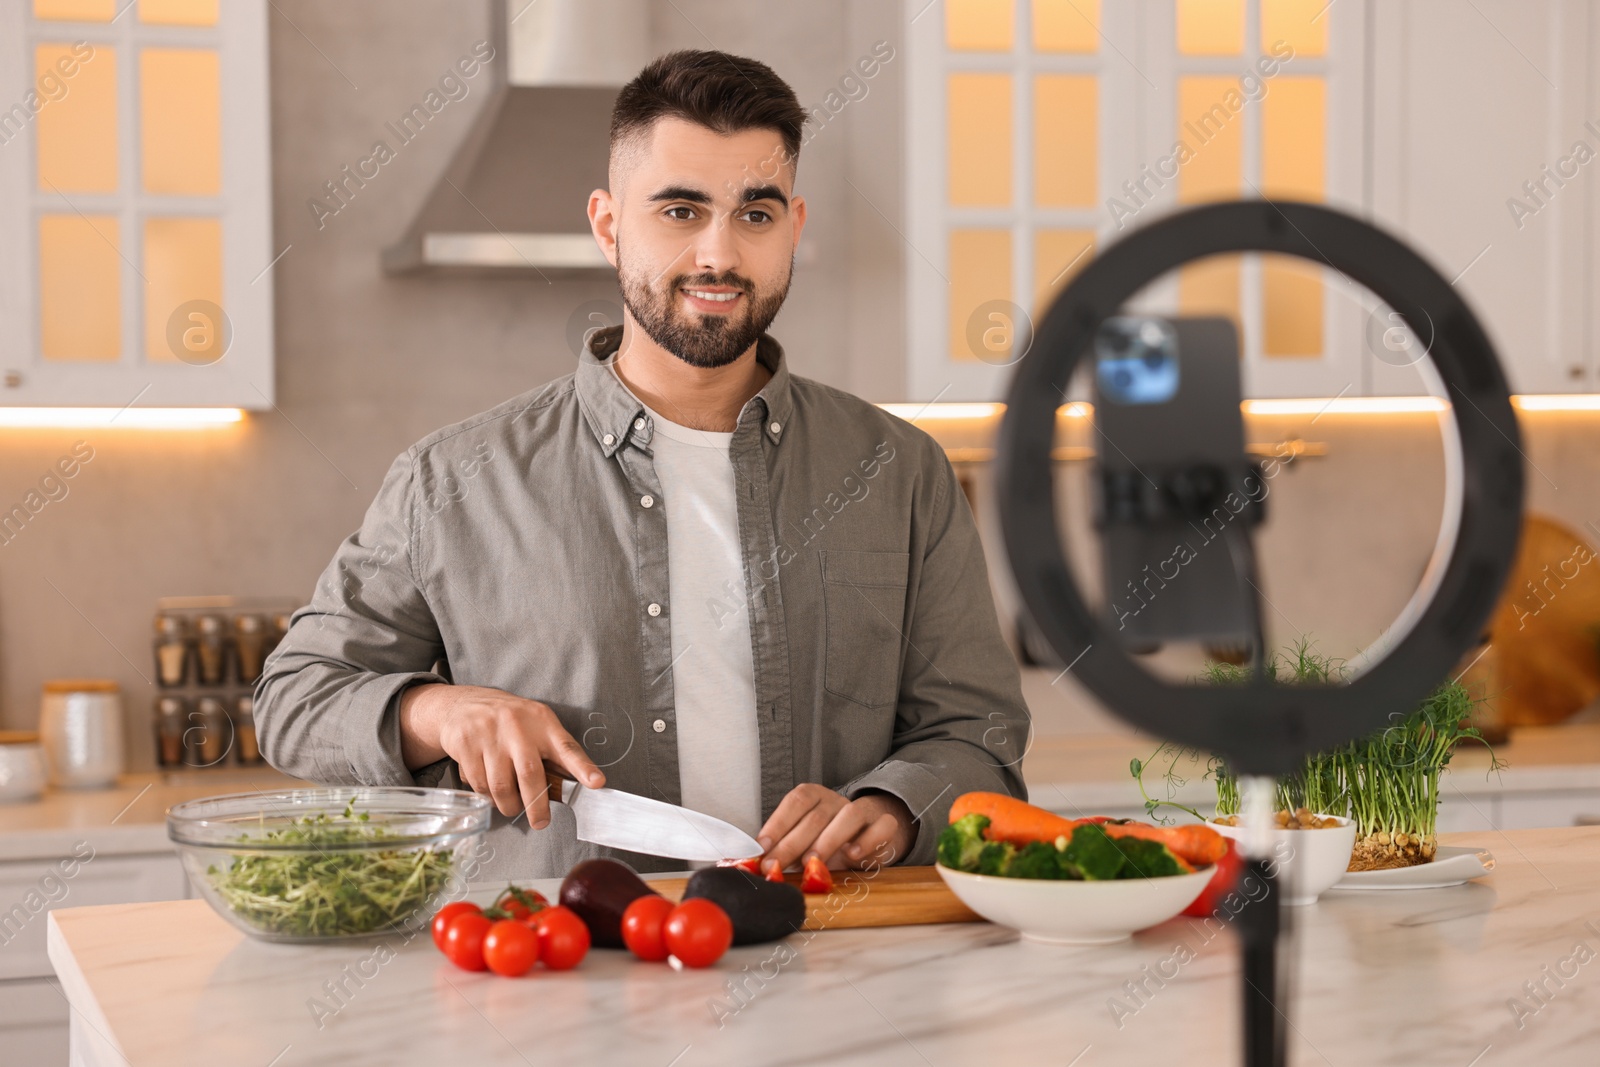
[46,827,1600,1066]
[10,725,1596,862]
[0,768,307,862]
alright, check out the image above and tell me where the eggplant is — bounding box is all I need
[682,866,806,945]
[559,858,659,947]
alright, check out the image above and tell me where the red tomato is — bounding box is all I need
[663,899,732,968]
[493,886,548,922]
[442,913,493,972]
[1183,839,1244,918]
[763,860,786,882]
[800,855,834,894]
[530,905,590,970]
[718,856,762,876]
[431,902,482,952]
[482,919,540,977]
[620,895,676,962]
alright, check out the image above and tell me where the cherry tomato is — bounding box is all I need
[431,902,482,952]
[482,919,540,977]
[620,895,675,962]
[718,856,763,876]
[663,899,732,968]
[800,855,834,894]
[494,886,549,922]
[442,912,493,971]
[530,905,590,970]
[1183,839,1244,918]
[763,860,786,883]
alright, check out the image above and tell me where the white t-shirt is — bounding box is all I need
[612,369,762,837]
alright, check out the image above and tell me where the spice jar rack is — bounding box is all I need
[152,595,302,771]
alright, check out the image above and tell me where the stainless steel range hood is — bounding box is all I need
[381,0,651,277]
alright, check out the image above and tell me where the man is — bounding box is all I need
[256,49,1030,879]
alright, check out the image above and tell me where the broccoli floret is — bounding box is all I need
[1005,840,1068,880]
[976,841,1016,876]
[937,813,991,872]
[1112,837,1188,879]
[1062,823,1126,880]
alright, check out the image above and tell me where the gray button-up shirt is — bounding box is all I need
[255,326,1030,878]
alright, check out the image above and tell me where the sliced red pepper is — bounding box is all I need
[800,855,834,894]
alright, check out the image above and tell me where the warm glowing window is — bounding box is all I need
[25,12,224,365]
[912,0,1104,384]
[1174,1,1330,359]
[910,0,1349,399]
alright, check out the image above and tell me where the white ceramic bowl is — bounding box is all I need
[1210,814,1357,905]
[935,862,1215,944]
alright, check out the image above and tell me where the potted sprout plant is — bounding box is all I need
[1132,641,1500,870]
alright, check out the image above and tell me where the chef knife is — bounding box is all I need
[539,764,763,862]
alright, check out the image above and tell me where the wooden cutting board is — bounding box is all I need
[648,865,982,930]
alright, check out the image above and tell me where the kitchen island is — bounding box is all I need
[46,827,1600,1066]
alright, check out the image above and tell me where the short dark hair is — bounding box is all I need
[610,49,807,171]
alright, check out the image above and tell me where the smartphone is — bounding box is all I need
[1091,315,1261,646]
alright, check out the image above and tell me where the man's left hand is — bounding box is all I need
[755,784,916,873]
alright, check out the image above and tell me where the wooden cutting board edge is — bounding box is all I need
[647,864,983,930]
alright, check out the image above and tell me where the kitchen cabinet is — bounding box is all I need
[1369,0,1595,396]
[0,848,187,1063]
[0,0,275,409]
[0,976,69,1066]
[906,0,1371,402]
[0,850,188,982]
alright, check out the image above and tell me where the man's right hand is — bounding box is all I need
[398,683,605,828]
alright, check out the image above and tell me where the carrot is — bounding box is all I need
[948,792,1079,846]
[949,792,1225,868]
[1099,822,1226,867]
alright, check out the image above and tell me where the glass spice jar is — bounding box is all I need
[153,614,190,687]
[195,615,227,686]
[232,694,260,765]
[192,696,230,766]
[233,614,267,683]
[155,696,186,766]
[267,611,292,659]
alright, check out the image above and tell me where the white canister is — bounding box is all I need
[40,680,124,788]
[0,731,47,802]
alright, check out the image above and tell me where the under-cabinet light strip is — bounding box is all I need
[0,407,245,428]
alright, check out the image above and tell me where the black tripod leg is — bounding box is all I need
[1239,857,1287,1067]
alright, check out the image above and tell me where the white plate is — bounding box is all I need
[1327,845,1495,891]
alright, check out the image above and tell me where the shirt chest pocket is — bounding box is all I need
[821,549,911,709]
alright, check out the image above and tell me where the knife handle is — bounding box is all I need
[542,760,575,803]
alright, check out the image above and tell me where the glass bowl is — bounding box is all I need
[168,786,492,943]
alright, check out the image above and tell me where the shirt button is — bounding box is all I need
[634,417,646,430]
[640,494,654,508]
[652,719,666,733]
[602,433,616,446]
[770,421,782,434]
[647,602,662,617]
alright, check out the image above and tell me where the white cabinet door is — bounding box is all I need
[0,0,274,410]
[0,851,187,981]
[0,976,70,1066]
[1369,0,1592,396]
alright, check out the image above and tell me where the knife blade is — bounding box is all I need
[540,764,763,862]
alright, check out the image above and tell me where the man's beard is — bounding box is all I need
[617,240,791,369]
